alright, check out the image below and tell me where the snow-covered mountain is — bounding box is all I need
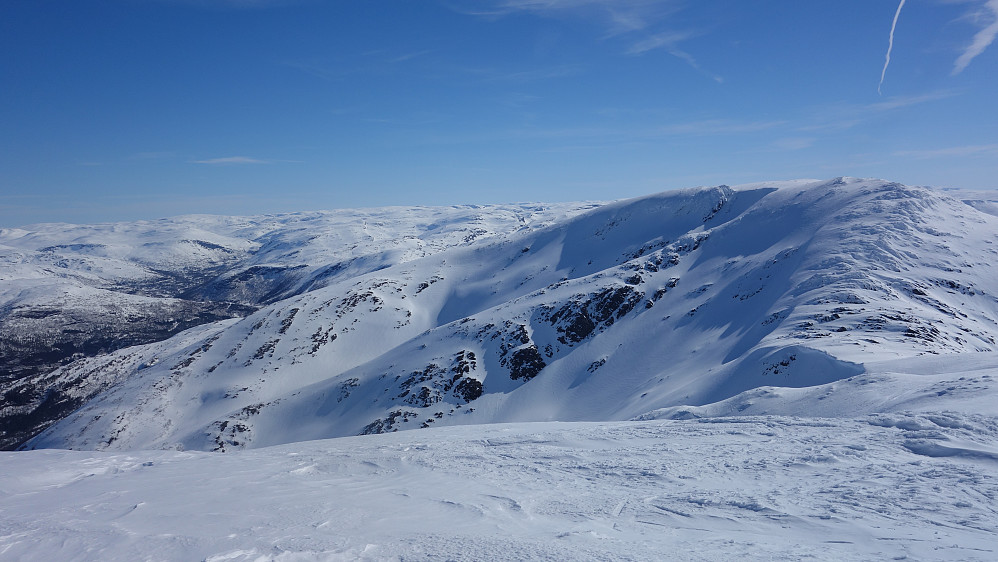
[0,203,595,449]
[11,177,998,452]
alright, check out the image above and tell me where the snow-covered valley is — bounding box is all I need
[2,177,998,560]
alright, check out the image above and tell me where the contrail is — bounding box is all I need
[879,0,907,95]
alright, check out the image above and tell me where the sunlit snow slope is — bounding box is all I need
[18,178,998,451]
[0,202,593,448]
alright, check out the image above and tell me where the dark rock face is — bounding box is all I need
[547,285,645,345]
[474,285,647,386]
[393,350,484,407]
[453,376,484,402]
[361,409,421,435]
[208,402,274,452]
[357,280,655,436]
[359,350,485,435]
[506,345,546,381]
[493,323,547,382]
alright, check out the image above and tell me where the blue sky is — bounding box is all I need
[2,0,997,226]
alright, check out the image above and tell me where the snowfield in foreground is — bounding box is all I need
[2,415,997,561]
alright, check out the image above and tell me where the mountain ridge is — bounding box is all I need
[7,177,998,451]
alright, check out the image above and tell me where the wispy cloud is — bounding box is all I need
[626,30,694,54]
[953,0,998,74]
[879,0,907,95]
[877,0,998,84]
[460,0,720,81]
[894,143,998,158]
[628,31,722,83]
[192,156,270,165]
[461,0,681,35]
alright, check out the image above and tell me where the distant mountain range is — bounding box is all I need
[4,178,998,451]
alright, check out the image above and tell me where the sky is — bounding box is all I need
[1,0,997,227]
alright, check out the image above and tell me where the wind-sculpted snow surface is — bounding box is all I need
[3,417,998,560]
[18,178,998,452]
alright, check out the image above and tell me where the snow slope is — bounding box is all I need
[3,416,997,561]
[0,203,593,449]
[20,177,998,451]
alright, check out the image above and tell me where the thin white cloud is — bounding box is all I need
[192,156,270,165]
[953,0,998,73]
[464,0,680,35]
[627,29,693,54]
[461,0,720,81]
[662,46,700,72]
[894,143,998,158]
[876,1,997,85]
[627,33,722,83]
[879,0,907,95]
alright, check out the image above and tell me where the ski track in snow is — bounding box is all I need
[2,416,998,561]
